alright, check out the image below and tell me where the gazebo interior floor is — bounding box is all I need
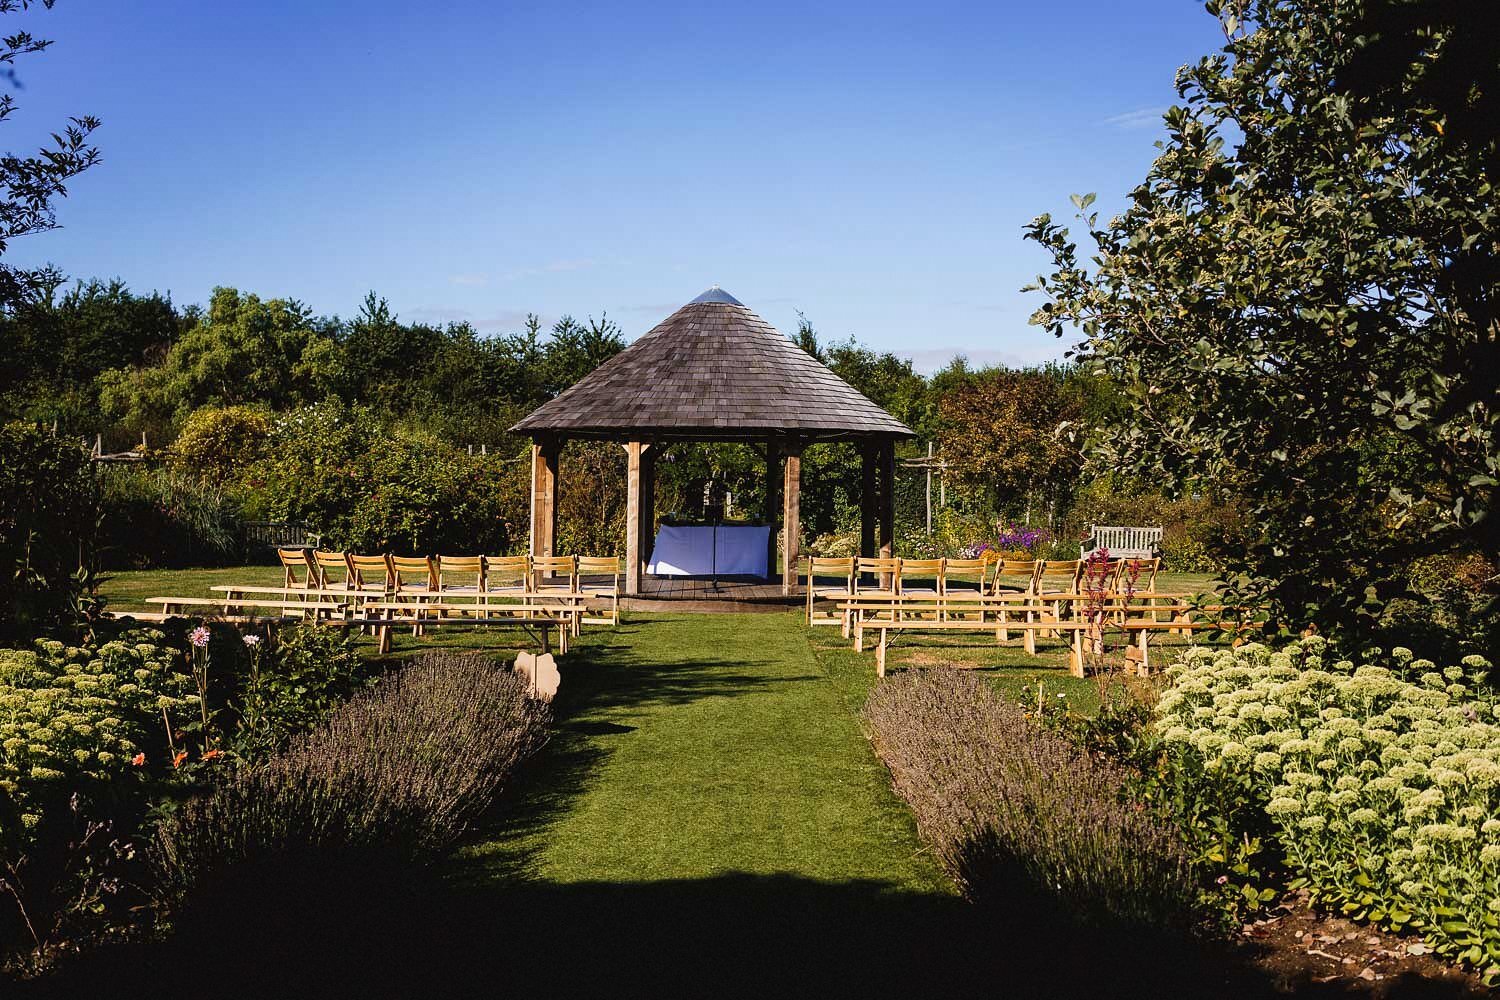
[622,575,799,613]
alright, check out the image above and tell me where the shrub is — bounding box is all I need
[238,401,516,553]
[1156,639,1500,983]
[1063,474,1249,573]
[155,651,550,896]
[232,626,372,759]
[0,423,97,641]
[167,405,269,486]
[862,669,1197,931]
[0,629,192,956]
[97,466,244,569]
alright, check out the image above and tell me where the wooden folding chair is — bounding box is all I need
[804,557,856,634]
[312,550,354,592]
[530,555,578,595]
[436,556,485,595]
[276,547,316,591]
[390,555,437,635]
[896,558,944,622]
[1032,559,1084,639]
[896,558,943,596]
[483,555,531,598]
[854,556,901,597]
[939,557,989,622]
[990,559,1038,593]
[390,555,437,595]
[348,554,393,595]
[576,556,621,626]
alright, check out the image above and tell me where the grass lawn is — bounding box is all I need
[68,566,1254,996]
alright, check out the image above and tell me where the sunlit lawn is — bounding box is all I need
[95,566,1221,885]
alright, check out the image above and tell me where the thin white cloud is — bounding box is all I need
[899,347,1042,374]
[448,273,490,287]
[1102,106,1169,130]
[501,258,595,282]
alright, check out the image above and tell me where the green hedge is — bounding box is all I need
[0,423,97,641]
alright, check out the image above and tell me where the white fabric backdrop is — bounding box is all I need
[646,524,770,577]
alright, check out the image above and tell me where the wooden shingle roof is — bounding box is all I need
[512,288,914,442]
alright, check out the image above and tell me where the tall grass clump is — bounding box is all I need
[862,669,1196,931]
[154,651,549,896]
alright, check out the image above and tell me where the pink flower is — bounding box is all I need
[242,634,262,647]
[189,626,211,648]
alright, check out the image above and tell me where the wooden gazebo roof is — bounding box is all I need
[511,287,914,442]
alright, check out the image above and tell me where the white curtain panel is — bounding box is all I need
[646,524,771,577]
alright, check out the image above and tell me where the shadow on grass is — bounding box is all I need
[37,862,1468,1000]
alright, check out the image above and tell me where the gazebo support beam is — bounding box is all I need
[859,442,877,572]
[624,441,653,595]
[878,438,895,589]
[529,436,561,569]
[764,440,782,584]
[782,442,803,595]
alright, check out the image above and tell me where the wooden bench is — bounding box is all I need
[357,601,573,654]
[839,595,1251,677]
[148,596,347,620]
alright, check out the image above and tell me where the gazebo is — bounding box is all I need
[512,287,914,597]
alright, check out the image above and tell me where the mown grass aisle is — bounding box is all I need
[464,612,948,892]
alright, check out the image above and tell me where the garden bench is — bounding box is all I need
[147,596,347,620]
[354,601,573,654]
[839,593,1241,677]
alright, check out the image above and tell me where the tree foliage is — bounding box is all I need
[0,0,100,310]
[1024,0,1499,635]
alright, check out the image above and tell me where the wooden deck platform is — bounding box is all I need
[623,575,800,613]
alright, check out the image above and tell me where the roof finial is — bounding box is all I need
[690,285,743,306]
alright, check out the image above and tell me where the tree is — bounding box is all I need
[1024,0,1499,635]
[936,367,1081,523]
[98,287,339,434]
[0,0,100,310]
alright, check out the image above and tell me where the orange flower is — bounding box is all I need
[131,752,146,767]
[172,750,188,769]
[202,749,222,762]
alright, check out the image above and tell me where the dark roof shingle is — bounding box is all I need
[512,291,913,441]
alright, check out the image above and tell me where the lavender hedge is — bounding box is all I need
[154,651,550,894]
[863,669,1196,930]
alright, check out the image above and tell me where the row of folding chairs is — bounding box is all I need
[275,549,623,624]
[803,555,1160,627]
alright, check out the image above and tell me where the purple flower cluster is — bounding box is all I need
[997,524,1051,551]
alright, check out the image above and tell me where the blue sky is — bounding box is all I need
[7,0,1224,371]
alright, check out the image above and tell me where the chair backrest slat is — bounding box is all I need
[277,547,315,588]
[437,555,484,591]
[390,555,436,591]
[348,554,393,591]
[854,556,901,593]
[1034,559,1083,593]
[484,555,529,589]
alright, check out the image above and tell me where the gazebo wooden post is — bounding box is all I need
[877,438,896,589]
[529,435,561,574]
[764,439,782,584]
[624,441,652,596]
[641,443,656,569]
[859,440,877,582]
[782,441,803,595]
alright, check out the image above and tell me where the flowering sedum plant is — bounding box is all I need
[1156,638,1500,982]
[0,630,195,854]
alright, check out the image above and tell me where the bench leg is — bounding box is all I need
[1024,609,1037,655]
[1069,630,1084,677]
[876,629,887,678]
[377,608,393,655]
[560,622,569,655]
[1136,630,1149,676]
